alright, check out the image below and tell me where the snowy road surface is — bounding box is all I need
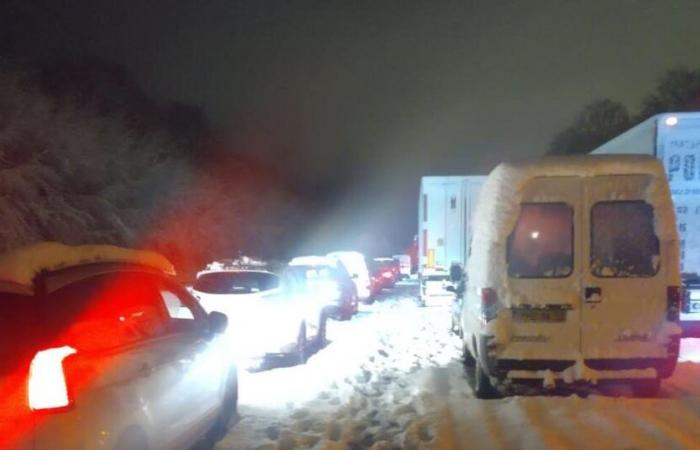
[217,282,700,450]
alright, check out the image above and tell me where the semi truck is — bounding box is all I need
[591,112,700,334]
[417,176,485,304]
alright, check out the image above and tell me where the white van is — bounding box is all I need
[461,155,682,398]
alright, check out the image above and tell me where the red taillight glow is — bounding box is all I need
[382,271,393,279]
[28,346,76,411]
[668,286,681,321]
[481,288,499,321]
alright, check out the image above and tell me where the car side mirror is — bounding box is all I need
[445,285,456,293]
[208,311,228,334]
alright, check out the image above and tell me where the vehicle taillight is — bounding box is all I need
[382,271,392,279]
[481,288,499,321]
[28,346,76,411]
[668,286,681,321]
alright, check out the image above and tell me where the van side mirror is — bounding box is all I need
[446,285,456,293]
[208,311,228,334]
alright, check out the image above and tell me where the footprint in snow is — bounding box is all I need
[265,425,280,440]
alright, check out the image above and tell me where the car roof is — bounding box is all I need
[0,242,174,294]
[288,255,336,267]
[196,269,278,278]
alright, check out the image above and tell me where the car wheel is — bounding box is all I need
[296,321,308,364]
[332,302,350,321]
[209,368,238,442]
[631,378,661,398]
[317,309,329,347]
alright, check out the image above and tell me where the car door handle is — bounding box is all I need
[584,287,602,302]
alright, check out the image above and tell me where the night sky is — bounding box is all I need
[4,0,700,254]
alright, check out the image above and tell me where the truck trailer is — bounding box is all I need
[591,112,700,334]
[417,176,485,304]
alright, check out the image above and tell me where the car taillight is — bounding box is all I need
[382,271,392,279]
[668,286,681,321]
[28,346,76,411]
[481,288,499,321]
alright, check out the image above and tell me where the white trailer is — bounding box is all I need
[418,176,485,274]
[591,112,700,275]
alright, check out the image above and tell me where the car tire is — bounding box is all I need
[337,302,353,321]
[631,378,661,398]
[208,368,238,442]
[317,309,329,347]
[296,321,308,364]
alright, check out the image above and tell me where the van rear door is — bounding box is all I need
[581,174,669,361]
[504,176,582,360]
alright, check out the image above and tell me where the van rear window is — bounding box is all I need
[507,203,573,278]
[591,201,660,277]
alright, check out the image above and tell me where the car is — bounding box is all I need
[681,273,700,337]
[372,257,401,287]
[191,264,332,369]
[287,256,358,321]
[0,242,237,450]
[418,268,456,307]
[461,156,682,398]
[327,251,373,303]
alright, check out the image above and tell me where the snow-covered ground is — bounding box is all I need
[217,281,700,450]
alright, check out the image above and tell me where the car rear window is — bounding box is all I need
[507,203,574,278]
[194,271,280,294]
[591,201,660,278]
[0,272,168,372]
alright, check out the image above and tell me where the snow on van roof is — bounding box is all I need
[0,242,175,289]
[468,154,678,288]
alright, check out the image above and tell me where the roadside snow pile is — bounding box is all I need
[218,288,463,450]
[0,242,174,290]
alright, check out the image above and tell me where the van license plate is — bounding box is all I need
[512,309,566,323]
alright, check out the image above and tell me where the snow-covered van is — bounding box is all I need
[461,155,682,398]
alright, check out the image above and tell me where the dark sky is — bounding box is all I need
[4,0,700,254]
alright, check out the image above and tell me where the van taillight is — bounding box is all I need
[667,286,681,321]
[481,288,499,321]
[28,346,76,411]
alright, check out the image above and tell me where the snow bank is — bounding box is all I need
[0,242,174,290]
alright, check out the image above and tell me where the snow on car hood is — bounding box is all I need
[0,242,174,292]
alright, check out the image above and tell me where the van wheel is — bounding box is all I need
[474,357,497,399]
[462,340,475,367]
[631,378,661,398]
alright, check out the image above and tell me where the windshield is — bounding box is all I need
[193,271,280,294]
[591,201,660,277]
[507,203,574,278]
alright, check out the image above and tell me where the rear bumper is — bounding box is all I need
[680,314,700,337]
[478,335,680,382]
